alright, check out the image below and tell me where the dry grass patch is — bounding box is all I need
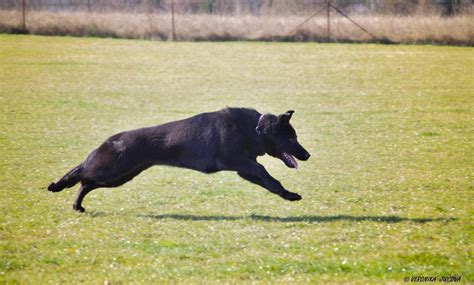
[0,10,473,45]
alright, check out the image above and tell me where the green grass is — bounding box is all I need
[0,34,473,283]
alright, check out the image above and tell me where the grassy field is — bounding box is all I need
[0,35,472,283]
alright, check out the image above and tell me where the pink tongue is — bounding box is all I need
[285,153,298,169]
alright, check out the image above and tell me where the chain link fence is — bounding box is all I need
[1,0,473,45]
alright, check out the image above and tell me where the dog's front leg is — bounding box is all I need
[232,160,301,201]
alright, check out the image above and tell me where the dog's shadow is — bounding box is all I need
[137,213,456,224]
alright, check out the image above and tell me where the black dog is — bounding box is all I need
[48,108,310,212]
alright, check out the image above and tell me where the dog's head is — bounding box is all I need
[256,110,311,169]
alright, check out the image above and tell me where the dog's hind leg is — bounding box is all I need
[73,183,98,213]
[48,164,83,192]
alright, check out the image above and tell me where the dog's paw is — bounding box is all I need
[73,204,86,213]
[281,191,302,201]
[47,182,59,192]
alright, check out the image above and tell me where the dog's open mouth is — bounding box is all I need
[281,152,298,169]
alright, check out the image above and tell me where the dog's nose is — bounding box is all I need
[303,152,311,160]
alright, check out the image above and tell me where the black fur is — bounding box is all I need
[48,107,311,212]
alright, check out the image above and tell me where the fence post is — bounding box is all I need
[21,0,26,31]
[326,0,330,40]
[171,0,176,41]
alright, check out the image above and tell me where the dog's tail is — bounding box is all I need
[48,163,83,192]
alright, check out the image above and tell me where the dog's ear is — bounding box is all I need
[256,113,275,134]
[256,117,269,135]
[278,110,295,124]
